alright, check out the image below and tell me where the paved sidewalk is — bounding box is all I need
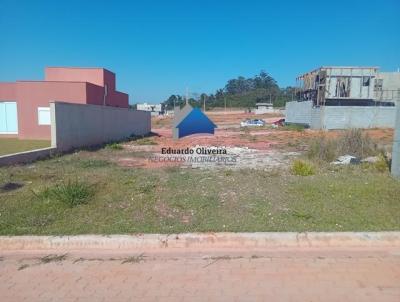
[1,247,399,302]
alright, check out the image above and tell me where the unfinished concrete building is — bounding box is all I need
[285,66,400,129]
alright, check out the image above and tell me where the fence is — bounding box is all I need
[0,102,151,165]
[51,102,151,151]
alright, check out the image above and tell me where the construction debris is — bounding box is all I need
[331,155,360,165]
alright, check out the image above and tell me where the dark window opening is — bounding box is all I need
[362,76,370,87]
[374,79,383,91]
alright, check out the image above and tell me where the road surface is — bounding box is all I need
[1,247,399,301]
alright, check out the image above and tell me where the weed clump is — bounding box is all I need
[308,135,337,162]
[280,124,306,132]
[79,159,111,168]
[338,129,378,158]
[106,142,123,150]
[291,160,315,176]
[135,137,158,145]
[36,180,94,207]
[373,154,389,172]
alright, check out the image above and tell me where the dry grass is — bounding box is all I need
[308,129,382,162]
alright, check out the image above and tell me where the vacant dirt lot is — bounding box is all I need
[0,110,398,235]
[118,111,394,170]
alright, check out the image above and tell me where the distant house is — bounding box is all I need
[173,104,217,139]
[0,67,129,140]
[285,66,400,129]
[255,102,274,114]
[136,102,164,116]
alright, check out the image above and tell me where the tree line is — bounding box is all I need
[162,71,296,110]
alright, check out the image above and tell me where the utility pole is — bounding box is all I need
[186,87,189,105]
[203,94,206,112]
[224,96,226,112]
[391,90,400,178]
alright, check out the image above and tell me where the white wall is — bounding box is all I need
[392,100,400,177]
[51,102,151,151]
[285,101,313,124]
[321,106,396,129]
[285,101,396,130]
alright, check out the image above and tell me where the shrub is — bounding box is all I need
[291,160,315,176]
[374,154,389,172]
[337,129,378,158]
[38,180,94,207]
[307,136,337,162]
[307,129,380,162]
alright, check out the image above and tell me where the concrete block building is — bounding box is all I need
[285,66,400,129]
[0,67,129,139]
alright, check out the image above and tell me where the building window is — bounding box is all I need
[362,76,370,87]
[38,107,51,125]
[335,77,350,97]
[374,79,383,91]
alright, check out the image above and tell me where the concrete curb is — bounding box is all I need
[1,232,400,250]
[0,147,57,166]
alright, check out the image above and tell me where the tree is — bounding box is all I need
[161,70,293,109]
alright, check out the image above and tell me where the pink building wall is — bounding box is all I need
[0,67,129,140]
[45,67,117,91]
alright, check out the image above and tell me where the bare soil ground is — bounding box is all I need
[117,111,394,170]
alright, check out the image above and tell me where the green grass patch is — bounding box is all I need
[280,124,306,132]
[0,139,50,156]
[135,137,158,145]
[0,151,399,235]
[78,159,111,168]
[106,142,123,150]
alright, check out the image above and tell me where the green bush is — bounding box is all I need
[37,180,94,208]
[291,160,315,176]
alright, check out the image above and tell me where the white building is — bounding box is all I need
[136,103,164,116]
[255,102,274,114]
[294,66,399,106]
[285,66,400,129]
